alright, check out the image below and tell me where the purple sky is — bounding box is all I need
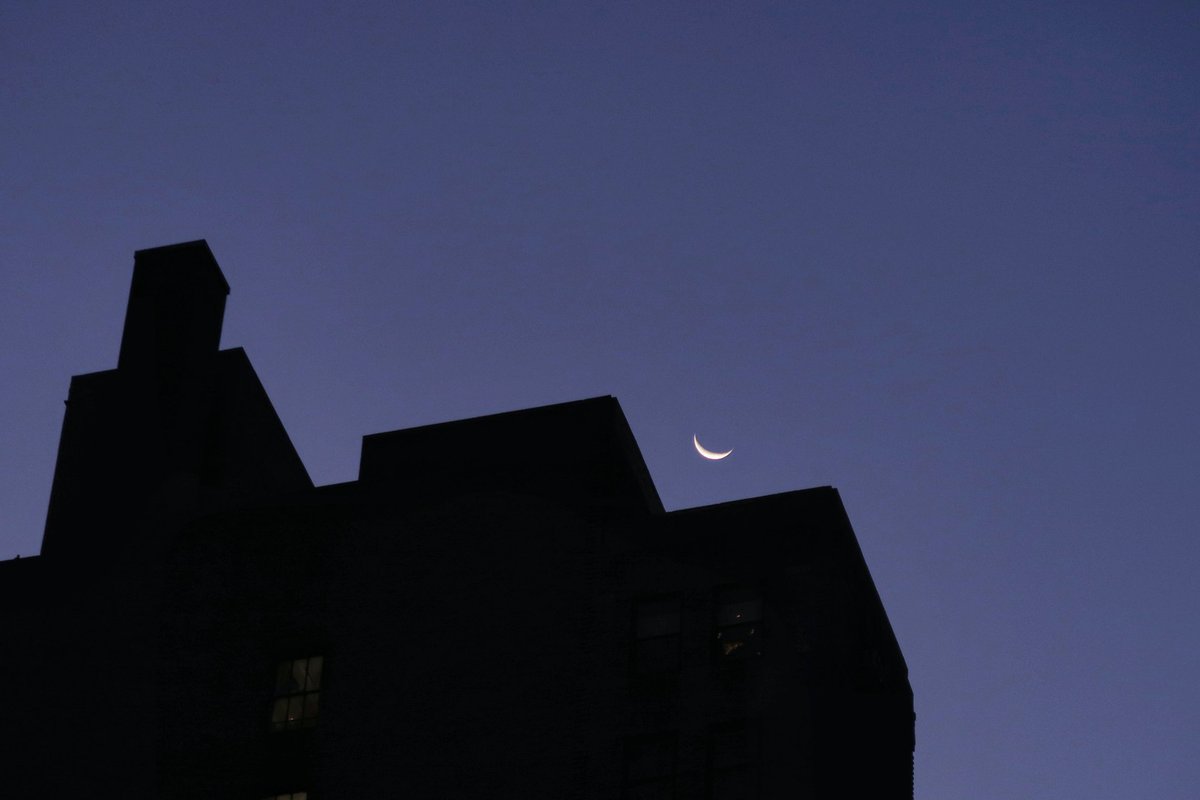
[2,2,1197,796]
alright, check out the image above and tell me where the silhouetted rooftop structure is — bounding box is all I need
[0,241,914,799]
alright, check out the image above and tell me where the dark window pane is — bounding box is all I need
[286,694,305,726]
[711,725,748,769]
[635,597,681,639]
[628,780,674,800]
[634,636,680,674]
[712,768,752,800]
[715,590,763,659]
[710,721,758,799]
[716,622,761,658]
[716,598,761,627]
[305,656,323,690]
[275,661,292,693]
[290,660,308,693]
[625,734,676,782]
[303,691,320,721]
[271,697,288,728]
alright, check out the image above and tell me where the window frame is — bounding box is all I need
[269,655,324,732]
[622,731,679,800]
[630,593,684,678]
[713,586,764,662]
[707,719,761,800]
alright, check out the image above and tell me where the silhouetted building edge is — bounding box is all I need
[2,240,914,799]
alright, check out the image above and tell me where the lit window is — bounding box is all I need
[623,732,677,800]
[632,595,682,675]
[271,656,322,731]
[715,589,762,659]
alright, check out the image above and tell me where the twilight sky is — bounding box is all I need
[2,1,1197,796]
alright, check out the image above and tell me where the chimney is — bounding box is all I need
[117,240,230,373]
[41,241,231,560]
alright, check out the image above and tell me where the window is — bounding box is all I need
[623,732,677,800]
[708,721,759,800]
[270,655,322,731]
[263,794,307,800]
[715,589,762,660]
[632,595,682,675]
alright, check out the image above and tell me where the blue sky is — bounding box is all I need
[2,2,1197,796]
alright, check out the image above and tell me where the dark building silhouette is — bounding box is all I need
[0,241,914,798]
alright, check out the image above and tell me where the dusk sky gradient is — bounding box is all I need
[2,2,1197,796]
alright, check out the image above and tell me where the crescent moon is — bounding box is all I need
[693,434,733,460]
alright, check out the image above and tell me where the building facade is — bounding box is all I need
[0,241,914,798]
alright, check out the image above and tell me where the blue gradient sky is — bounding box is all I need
[2,2,1197,796]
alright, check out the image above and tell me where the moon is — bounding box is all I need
[693,434,732,461]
